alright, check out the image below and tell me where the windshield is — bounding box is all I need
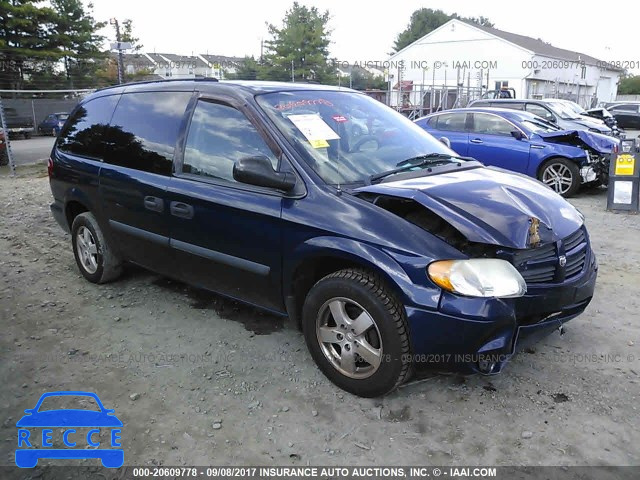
[546,102,581,120]
[561,101,586,115]
[522,119,560,133]
[256,90,455,185]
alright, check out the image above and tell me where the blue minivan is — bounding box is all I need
[49,80,597,397]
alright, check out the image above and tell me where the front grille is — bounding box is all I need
[510,227,588,284]
[563,228,587,280]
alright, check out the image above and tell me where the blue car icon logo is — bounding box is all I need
[16,391,123,468]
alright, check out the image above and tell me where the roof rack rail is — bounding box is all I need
[95,77,219,93]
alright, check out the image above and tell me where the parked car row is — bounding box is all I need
[49,79,597,396]
[468,98,616,136]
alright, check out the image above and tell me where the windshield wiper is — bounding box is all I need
[368,153,469,184]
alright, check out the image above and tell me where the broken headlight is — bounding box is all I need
[428,259,527,298]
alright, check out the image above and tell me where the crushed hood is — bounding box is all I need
[355,166,583,249]
[537,129,618,154]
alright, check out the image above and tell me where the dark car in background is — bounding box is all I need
[415,108,617,197]
[469,98,615,136]
[556,100,619,135]
[49,80,597,397]
[605,102,640,130]
[38,112,69,136]
[4,107,34,139]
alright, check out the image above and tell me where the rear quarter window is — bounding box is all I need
[57,95,120,158]
[104,91,192,175]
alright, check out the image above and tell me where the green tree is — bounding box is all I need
[226,56,259,80]
[618,74,640,95]
[260,2,336,83]
[121,19,142,52]
[339,68,386,90]
[0,0,61,89]
[49,0,106,88]
[393,8,494,52]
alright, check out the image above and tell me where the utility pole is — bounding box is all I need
[291,59,295,82]
[110,18,125,84]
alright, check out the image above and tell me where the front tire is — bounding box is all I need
[71,212,122,283]
[302,269,412,397]
[539,158,580,197]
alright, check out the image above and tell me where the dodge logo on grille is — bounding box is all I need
[559,255,567,267]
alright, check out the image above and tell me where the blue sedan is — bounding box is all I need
[415,107,618,197]
[38,112,69,136]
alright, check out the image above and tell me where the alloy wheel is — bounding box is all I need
[75,226,98,274]
[542,163,573,195]
[316,297,383,379]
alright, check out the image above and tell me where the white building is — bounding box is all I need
[115,53,243,80]
[387,19,622,111]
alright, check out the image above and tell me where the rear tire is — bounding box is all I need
[302,268,412,397]
[538,158,580,197]
[71,212,122,283]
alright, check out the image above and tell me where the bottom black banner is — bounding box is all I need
[0,465,638,480]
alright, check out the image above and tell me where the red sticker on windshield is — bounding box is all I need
[332,115,348,123]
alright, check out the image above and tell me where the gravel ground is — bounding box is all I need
[0,166,639,469]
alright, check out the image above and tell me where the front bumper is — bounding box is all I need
[405,248,597,374]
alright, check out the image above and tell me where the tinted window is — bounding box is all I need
[57,95,120,158]
[104,91,191,175]
[182,101,278,183]
[526,104,555,121]
[611,104,637,112]
[433,113,467,132]
[471,113,514,135]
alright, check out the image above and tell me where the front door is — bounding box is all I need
[167,98,287,312]
[467,112,530,173]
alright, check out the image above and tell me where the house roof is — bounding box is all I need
[200,54,244,67]
[460,21,620,70]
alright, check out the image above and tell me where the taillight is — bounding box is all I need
[48,157,54,178]
[613,143,619,154]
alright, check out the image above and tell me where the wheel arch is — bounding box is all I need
[283,237,416,328]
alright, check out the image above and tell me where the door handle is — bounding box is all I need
[143,196,164,212]
[170,201,194,219]
[470,138,483,144]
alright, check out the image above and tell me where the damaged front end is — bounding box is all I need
[354,168,597,374]
[539,129,619,186]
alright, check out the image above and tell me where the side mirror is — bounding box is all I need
[510,130,524,140]
[439,137,451,148]
[233,155,296,191]
[547,115,557,123]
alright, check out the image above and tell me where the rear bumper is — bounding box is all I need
[405,249,598,373]
[50,200,69,233]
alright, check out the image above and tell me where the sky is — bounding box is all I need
[89,0,639,73]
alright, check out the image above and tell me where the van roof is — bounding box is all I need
[94,78,356,96]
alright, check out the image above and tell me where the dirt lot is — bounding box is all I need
[1,166,639,469]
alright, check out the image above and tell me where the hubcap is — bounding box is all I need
[75,226,98,274]
[542,163,573,194]
[316,297,383,379]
